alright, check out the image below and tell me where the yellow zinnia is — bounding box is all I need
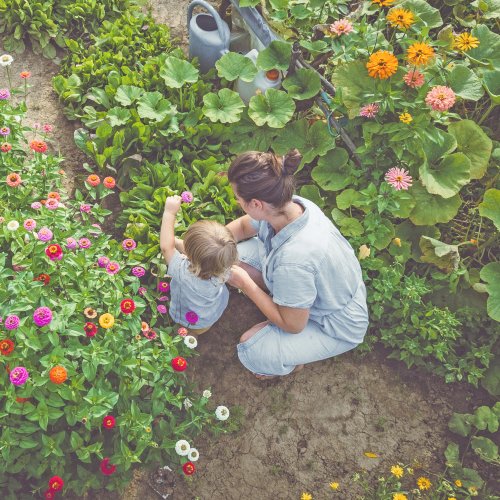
[387,8,414,29]
[417,477,431,490]
[391,465,404,478]
[455,480,462,487]
[372,0,395,5]
[393,494,408,500]
[301,494,312,500]
[330,482,339,490]
[454,33,479,52]
[406,41,435,67]
[399,113,412,124]
[99,313,115,329]
[366,50,399,79]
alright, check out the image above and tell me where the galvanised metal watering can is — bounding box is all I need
[187,0,230,75]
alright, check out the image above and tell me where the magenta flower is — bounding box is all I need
[138,287,147,296]
[425,86,456,112]
[0,126,10,136]
[66,237,76,249]
[157,305,167,313]
[145,330,156,339]
[5,315,20,330]
[10,367,28,385]
[181,191,193,203]
[132,266,145,277]
[33,307,52,327]
[80,204,91,213]
[385,167,413,191]
[46,199,59,210]
[106,262,120,274]
[158,282,170,292]
[186,311,198,324]
[79,238,91,249]
[38,228,53,242]
[158,296,169,301]
[31,202,42,209]
[330,19,353,36]
[43,125,52,132]
[0,89,10,100]
[98,256,110,268]
[23,219,36,231]
[122,239,136,251]
[360,103,379,118]
[13,265,26,272]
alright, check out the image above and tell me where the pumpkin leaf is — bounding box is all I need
[311,148,352,191]
[202,89,245,124]
[423,131,457,164]
[395,221,441,261]
[228,108,278,154]
[256,40,292,71]
[107,107,131,127]
[160,57,199,88]
[419,236,460,273]
[137,92,173,122]
[300,185,324,208]
[115,85,142,106]
[466,24,500,70]
[215,52,258,82]
[448,65,484,101]
[282,68,321,100]
[480,262,500,322]
[482,70,500,104]
[478,189,500,231]
[340,217,364,237]
[248,88,295,129]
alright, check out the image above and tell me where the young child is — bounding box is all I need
[159,195,239,335]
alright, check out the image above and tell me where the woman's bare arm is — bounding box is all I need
[226,215,259,243]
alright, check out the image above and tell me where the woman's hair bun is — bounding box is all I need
[283,149,302,175]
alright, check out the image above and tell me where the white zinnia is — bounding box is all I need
[0,54,13,66]
[188,448,199,462]
[203,390,211,399]
[183,398,192,409]
[215,405,230,421]
[7,220,19,231]
[175,439,190,456]
[184,335,197,349]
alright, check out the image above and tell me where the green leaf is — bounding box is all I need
[336,189,360,210]
[444,442,460,466]
[482,70,500,104]
[398,0,443,28]
[248,88,295,128]
[299,40,329,53]
[340,217,364,237]
[482,358,500,396]
[272,118,336,169]
[311,148,352,191]
[471,406,499,432]
[472,0,500,19]
[419,236,460,273]
[215,52,258,82]
[423,131,457,164]
[74,128,92,156]
[282,68,321,100]
[299,185,324,208]
[137,92,173,122]
[124,222,149,244]
[480,262,500,321]
[160,57,199,88]
[478,189,500,230]
[448,119,492,179]
[471,436,499,462]
[256,41,292,71]
[419,153,471,198]
[202,89,245,124]
[466,25,500,70]
[448,65,484,101]
[228,108,278,154]
[42,42,56,59]
[373,219,395,250]
[389,194,416,218]
[107,106,131,127]
[408,181,461,225]
[115,85,142,106]
[448,412,472,437]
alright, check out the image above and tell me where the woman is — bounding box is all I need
[226,149,369,380]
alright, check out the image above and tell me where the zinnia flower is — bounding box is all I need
[144,329,156,339]
[181,191,193,203]
[158,282,170,292]
[7,221,19,231]
[425,86,456,112]
[103,177,115,188]
[172,357,187,372]
[100,458,116,475]
[399,113,412,124]
[301,494,312,500]
[106,262,120,274]
[6,173,21,187]
[403,69,425,88]
[0,126,10,136]
[80,204,91,213]
[406,41,435,67]
[33,307,52,327]
[183,462,195,475]
[385,167,412,190]
[47,192,60,201]
[330,483,339,490]
[122,239,136,250]
[178,327,188,337]
[455,480,462,487]
[38,228,53,241]
[46,199,59,210]
[184,335,197,349]
[31,202,42,209]
[366,51,398,79]
[203,390,211,398]
[87,174,100,186]
[454,32,479,52]
[175,440,191,456]
[159,296,169,301]
[417,477,431,490]
[120,299,136,314]
[371,0,395,4]
[393,495,408,500]
[79,238,91,249]
[138,287,147,296]
[0,217,4,223]
[391,465,404,478]
[10,367,28,385]
[99,313,114,329]
[66,237,76,249]
[37,273,50,285]
[0,54,14,66]
[186,311,198,324]
[46,244,63,261]
[141,321,149,332]
[0,89,11,99]
[97,256,109,268]
[0,339,15,355]
[20,71,30,79]
[13,265,25,272]
[330,19,353,36]
[43,125,52,132]
[58,169,65,174]
[215,405,230,420]
[33,122,40,129]
[188,448,199,461]
[157,305,167,313]
[23,219,36,230]
[44,490,55,500]
[132,266,145,277]
[84,307,97,318]
[84,322,97,337]
[49,366,67,384]
[387,8,414,29]
[48,477,63,492]
[29,140,47,153]
[103,416,115,429]
[360,103,379,118]
[1,142,12,152]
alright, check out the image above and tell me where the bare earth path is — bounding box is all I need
[1,3,498,500]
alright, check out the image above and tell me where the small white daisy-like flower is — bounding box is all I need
[203,390,212,399]
[57,203,66,209]
[215,405,230,421]
[0,54,14,66]
[175,439,191,456]
[188,448,199,462]
[184,335,197,349]
[184,398,193,409]
[7,220,19,231]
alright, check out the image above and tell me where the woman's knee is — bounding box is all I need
[239,320,270,344]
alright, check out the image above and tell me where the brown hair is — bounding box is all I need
[184,220,238,282]
[228,149,302,208]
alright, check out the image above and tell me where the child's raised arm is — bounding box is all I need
[160,195,182,265]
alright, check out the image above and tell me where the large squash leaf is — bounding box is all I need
[248,89,295,128]
[215,52,258,82]
[160,57,199,88]
[202,89,245,124]
[282,68,321,100]
[478,189,500,231]
[256,41,292,71]
[481,262,500,322]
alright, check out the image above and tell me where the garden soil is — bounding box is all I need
[1,2,499,499]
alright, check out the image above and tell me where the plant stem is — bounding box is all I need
[179,87,183,112]
[478,101,497,126]
[6,66,13,106]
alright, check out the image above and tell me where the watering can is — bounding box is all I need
[187,0,230,75]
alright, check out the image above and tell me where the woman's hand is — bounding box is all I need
[228,265,253,290]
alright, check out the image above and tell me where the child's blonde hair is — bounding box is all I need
[184,220,238,282]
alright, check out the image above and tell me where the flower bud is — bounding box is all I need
[392,238,401,247]
[358,245,370,260]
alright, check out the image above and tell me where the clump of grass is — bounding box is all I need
[279,424,289,436]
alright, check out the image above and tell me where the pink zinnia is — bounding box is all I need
[10,367,28,385]
[43,125,52,132]
[23,219,36,231]
[106,262,120,274]
[159,296,169,301]
[0,126,10,136]
[158,282,170,292]
[144,329,156,339]
[66,237,76,249]
[33,122,41,129]
[80,204,91,213]
[178,327,188,337]
[20,71,30,79]
[122,239,136,251]
[403,69,425,88]
[79,238,91,249]
[186,311,198,324]
[425,86,456,112]
[181,191,193,203]
[132,267,145,277]
[360,103,379,118]
[31,202,42,209]
[38,228,53,242]
[157,305,167,313]
[138,287,147,296]
[330,19,353,36]
[46,199,59,210]
[385,167,413,191]
[33,307,52,327]
[0,89,10,100]
[5,315,20,330]
[98,256,110,268]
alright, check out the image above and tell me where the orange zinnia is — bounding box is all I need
[372,0,395,5]
[387,8,414,29]
[406,41,435,67]
[366,50,399,79]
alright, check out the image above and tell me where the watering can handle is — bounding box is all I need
[187,0,230,47]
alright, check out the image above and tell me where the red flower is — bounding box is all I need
[120,299,135,314]
[1,142,12,153]
[45,244,63,261]
[47,192,60,201]
[15,396,31,404]
[0,339,14,355]
[172,357,187,372]
[103,177,115,188]
[183,462,195,475]
[44,489,55,500]
[29,140,47,153]
[103,415,115,429]
[100,458,116,475]
[84,322,97,337]
[58,169,65,175]
[5,364,10,374]
[39,273,50,285]
[49,476,64,492]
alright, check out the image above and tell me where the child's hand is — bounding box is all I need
[164,195,182,215]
